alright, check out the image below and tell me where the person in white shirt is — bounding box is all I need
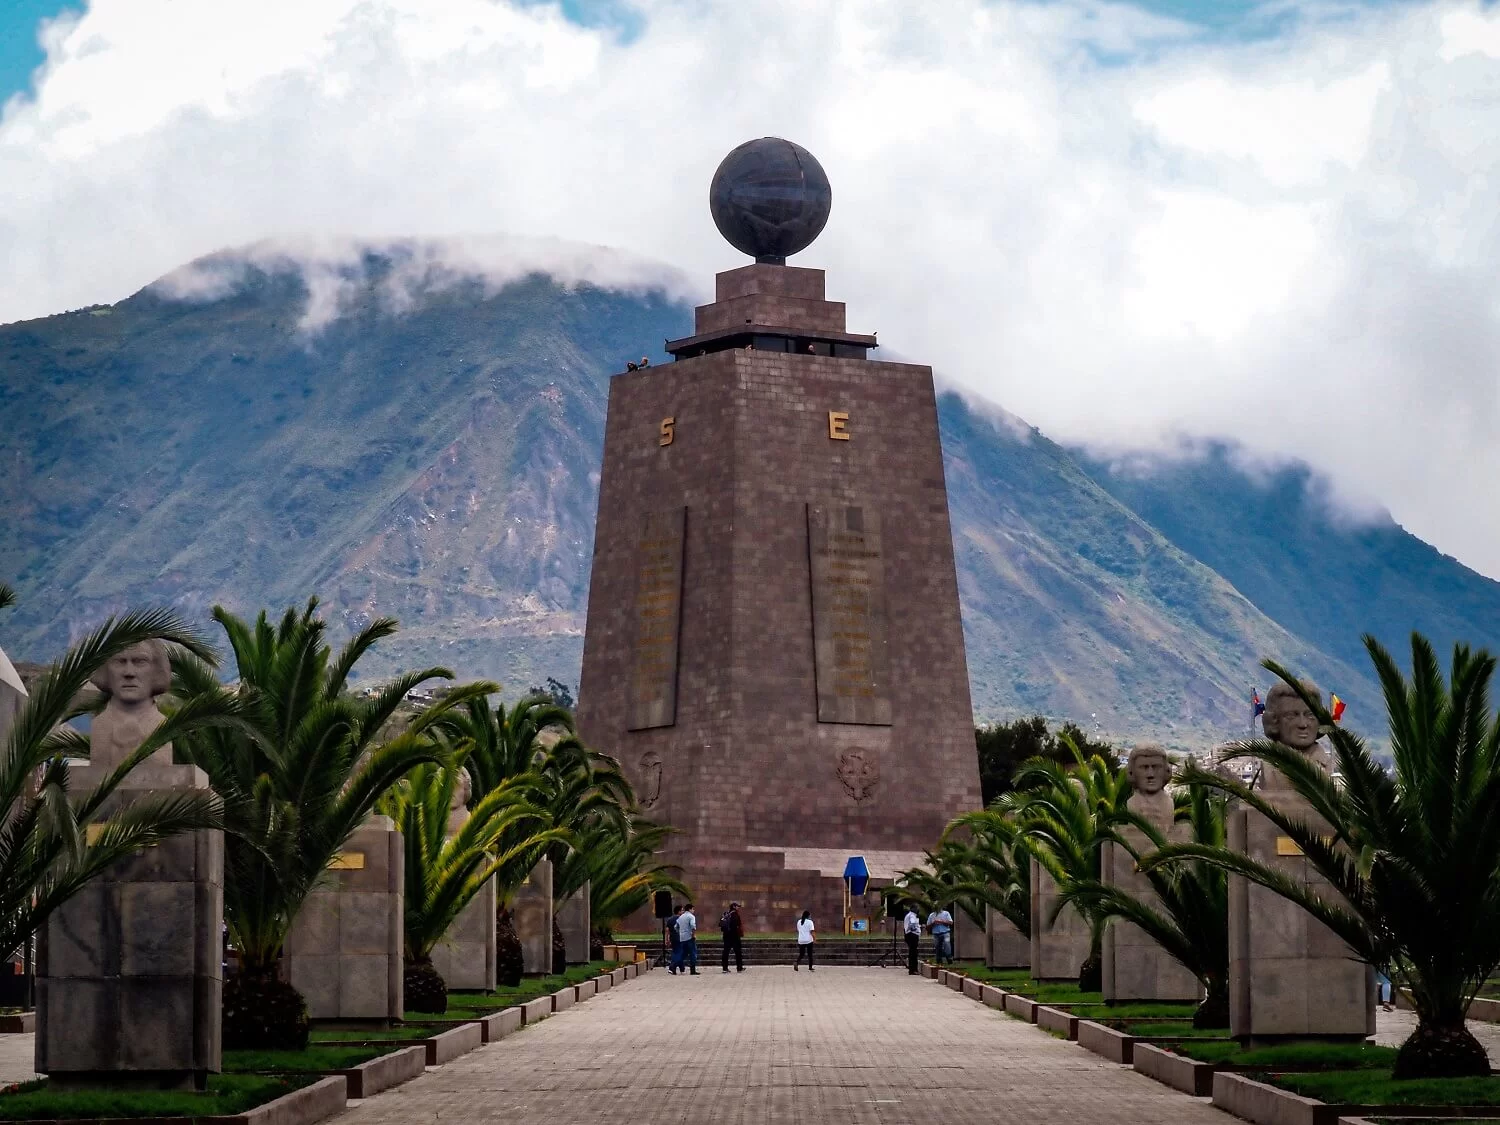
[902,906,923,974]
[794,910,816,971]
[671,902,699,976]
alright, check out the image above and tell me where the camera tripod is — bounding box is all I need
[869,913,903,969]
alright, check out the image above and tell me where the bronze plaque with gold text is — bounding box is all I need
[808,503,892,725]
[628,507,686,730]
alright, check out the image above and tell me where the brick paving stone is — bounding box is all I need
[340,967,1235,1125]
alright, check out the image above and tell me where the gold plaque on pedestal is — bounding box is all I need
[328,851,366,870]
[1275,836,1304,856]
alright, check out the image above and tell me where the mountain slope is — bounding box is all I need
[2,243,1495,746]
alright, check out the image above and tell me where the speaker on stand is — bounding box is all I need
[653,890,674,967]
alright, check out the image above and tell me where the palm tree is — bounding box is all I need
[1009,748,1132,989]
[377,762,565,1012]
[434,694,576,801]
[173,600,494,1049]
[940,809,1034,939]
[1145,633,1500,1078]
[585,814,687,954]
[0,608,235,970]
[1058,783,1229,1027]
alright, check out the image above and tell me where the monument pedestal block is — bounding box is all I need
[1102,834,1200,1002]
[558,882,591,965]
[36,763,223,1089]
[512,860,552,976]
[1228,799,1375,1040]
[284,816,402,1021]
[430,876,496,992]
[1031,858,1091,981]
[985,905,1030,969]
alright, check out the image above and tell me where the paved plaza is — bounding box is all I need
[343,967,1223,1125]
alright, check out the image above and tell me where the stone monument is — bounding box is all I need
[1102,744,1199,1002]
[283,816,403,1020]
[511,859,552,976]
[557,883,592,966]
[429,770,497,991]
[1229,682,1374,1040]
[0,642,26,754]
[1030,857,1091,981]
[575,137,982,931]
[36,641,223,1088]
[985,905,1030,969]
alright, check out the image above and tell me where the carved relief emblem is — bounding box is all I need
[639,751,663,809]
[836,748,880,803]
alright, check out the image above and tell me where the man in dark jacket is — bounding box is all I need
[667,904,683,974]
[720,901,746,973]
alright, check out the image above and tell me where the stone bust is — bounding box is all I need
[88,640,173,772]
[1125,743,1175,833]
[446,768,473,836]
[1258,680,1333,790]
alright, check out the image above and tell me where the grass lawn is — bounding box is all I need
[1172,1041,1398,1068]
[1267,1071,1500,1106]
[436,963,618,1019]
[0,1075,312,1120]
[311,1026,442,1042]
[223,1045,389,1072]
[1115,1020,1227,1038]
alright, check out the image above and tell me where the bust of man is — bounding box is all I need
[1125,743,1174,832]
[446,768,473,836]
[1258,680,1333,790]
[89,640,173,772]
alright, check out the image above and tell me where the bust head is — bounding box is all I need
[446,768,473,834]
[91,641,171,708]
[1127,743,1171,796]
[1262,681,1320,752]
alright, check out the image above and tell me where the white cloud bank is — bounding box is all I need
[4,0,1500,577]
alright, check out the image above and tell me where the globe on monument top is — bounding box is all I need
[709,137,832,265]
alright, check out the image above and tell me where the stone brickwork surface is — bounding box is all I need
[577,266,981,932]
[337,966,1232,1125]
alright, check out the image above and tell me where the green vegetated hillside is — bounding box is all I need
[2,243,1494,746]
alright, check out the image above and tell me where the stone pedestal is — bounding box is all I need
[36,763,222,1089]
[284,816,402,1021]
[1030,858,1090,981]
[1228,800,1375,1039]
[430,876,496,991]
[512,860,552,976]
[557,882,591,965]
[952,909,986,961]
[985,905,1030,969]
[1102,833,1200,1002]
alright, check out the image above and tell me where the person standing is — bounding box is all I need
[720,901,745,973]
[793,910,816,971]
[902,905,922,974]
[677,902,700,976]
[667,904,684,974]
[927,906,954,964]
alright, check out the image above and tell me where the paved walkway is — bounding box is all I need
[342,968,1227,1125]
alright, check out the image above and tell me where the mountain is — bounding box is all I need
[2,242,1496,747]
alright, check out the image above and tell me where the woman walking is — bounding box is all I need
[793,910,815,971]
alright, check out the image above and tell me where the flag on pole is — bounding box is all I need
[1250,690,1265,730]
[1330,694,1346,723]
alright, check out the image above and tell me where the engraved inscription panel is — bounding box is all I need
[628,508,686,730]
[808,504,893,725]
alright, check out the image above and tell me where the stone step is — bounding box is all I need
[650,937,937,965]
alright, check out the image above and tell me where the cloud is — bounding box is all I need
[4,0,1500,578]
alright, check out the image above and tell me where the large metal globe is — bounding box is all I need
[709,138,832,264]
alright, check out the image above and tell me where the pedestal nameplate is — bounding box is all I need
[807,504,892,726]
[628,508,685,731]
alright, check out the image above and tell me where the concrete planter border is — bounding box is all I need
[477,1006,524,1042]
[0,1013,34,1034]
[980,984,1007,1009]
[1003,992,1038,1022]
[521,996,551,1024]
[1132,1042,1214,1096]
[426,1022,483,1065]
[1211,1072,1500,1125]
[1035,1005,1079,1040]
[339,1045,426,1099]
[551,987,575,1012]
[596,974,612,992]
[1076,1020,1134,1064]
[573,980,596,1002]
[0,1075,349,1125]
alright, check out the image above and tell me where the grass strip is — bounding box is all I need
[311,1026,444,1042]
[223,1045,387,1072]
[1171,1041,1398,1069]
[1266,1070,1500,1106]
[0,1074,311,1120]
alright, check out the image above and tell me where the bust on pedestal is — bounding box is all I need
[36,641,223,1089]
[1229,682,1374,1040]
[428,770,497,991]
[1102,744,1199,1002]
